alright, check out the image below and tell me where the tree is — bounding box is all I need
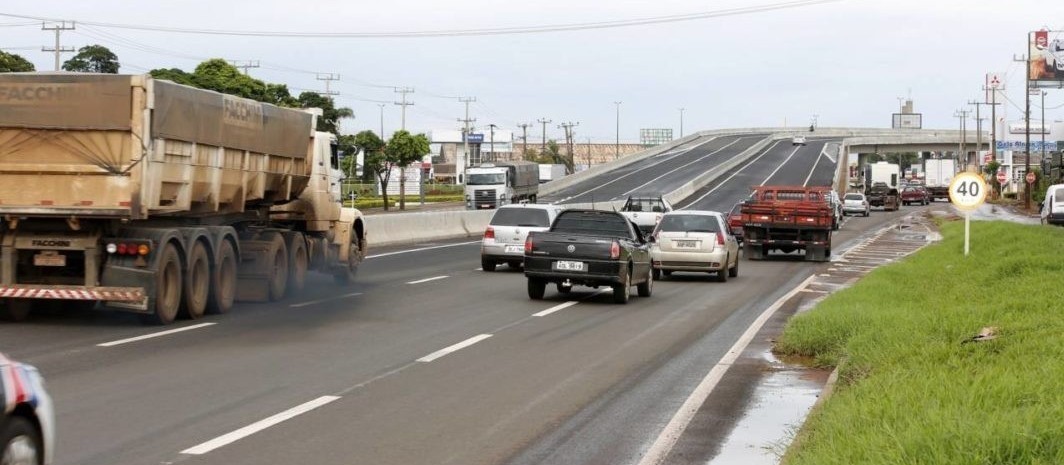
[353,131,389,209]
[149,59,299,107]
[297,92,354,135]
[149,68,195,86]
[0,51,35,72]
[62,45,119,73]
[385,130,431,210]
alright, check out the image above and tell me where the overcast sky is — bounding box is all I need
[1,1,1061,142]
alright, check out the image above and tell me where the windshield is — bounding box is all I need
[467,173,506,185]
[490,208,551,227]
[657,214,720,233]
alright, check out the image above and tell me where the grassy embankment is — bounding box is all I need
[777,219,1064,465]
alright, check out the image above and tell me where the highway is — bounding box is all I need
[0,134,912,465]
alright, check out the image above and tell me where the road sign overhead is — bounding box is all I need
[949,172,988,211]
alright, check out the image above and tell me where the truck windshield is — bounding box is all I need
[553,212,632,238]
[467,173,506,185]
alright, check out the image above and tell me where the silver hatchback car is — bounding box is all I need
[650,210,740,282]
[481,203,564,271]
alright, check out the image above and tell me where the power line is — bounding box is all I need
[0,1,842,38]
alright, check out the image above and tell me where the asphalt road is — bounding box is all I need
[0,139,918,465]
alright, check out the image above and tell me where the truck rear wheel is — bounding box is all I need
[143,243,182,325]
[287,233,308,295]
[207,240,236,314]
[263,233,289,301]
[0,299,31,322]
[333,236,362,285]
[180,242,210,320]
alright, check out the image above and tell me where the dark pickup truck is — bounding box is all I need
[524,209,653,304]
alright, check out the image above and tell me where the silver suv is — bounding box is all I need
[481,204,564,271]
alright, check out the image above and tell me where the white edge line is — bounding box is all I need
[416,334,493,363]
[533,301,579,317]
[407,275,450,285]
[181,395,341,455]
[637,274,818,465]
[289,292,363,308]
[366,241,480,259]
[97,322,217,347]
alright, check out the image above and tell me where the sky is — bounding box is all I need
[1,0,1061,143]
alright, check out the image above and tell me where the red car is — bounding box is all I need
[900,186,930,206]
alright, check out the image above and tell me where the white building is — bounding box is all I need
[428,129,514,183]
[993,120,1061,192]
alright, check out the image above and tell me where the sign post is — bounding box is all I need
[949,172,989,257]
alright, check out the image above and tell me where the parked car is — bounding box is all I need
[842,192,870,216]
[727,202,745,246]
[1,353,54,465]
[481,203,564,271]
[524,209,653,303]
[900,186,930,206]
[1040,183,1064,226]
[620,195,673,235]
[650,210,740,282]
[792,135,807,146]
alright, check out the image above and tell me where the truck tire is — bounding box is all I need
[637,266,653,297]
[612,267,631,304]
[263,233,289,301]
[0,416,42,465]
[180,242,210,320]
[206,240,236,314]
[286,233,308,295]
[333,236,362,285]
[481,257,496,272]
[0,299,31,322]
[143,243,182,325]
[527,278,546,300]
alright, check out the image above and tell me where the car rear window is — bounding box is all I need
[490,208,551,227]
[657,214,720,233]
[552,212,632,237]
[1054,187,1064,202]
[623,198,666,213]
[844,194,863,200]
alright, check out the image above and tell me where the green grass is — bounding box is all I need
[777,220,1064,465]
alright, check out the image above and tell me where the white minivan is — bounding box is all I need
[481,203,564,271]
[1040,183,1064,226]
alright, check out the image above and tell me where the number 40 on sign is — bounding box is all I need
[949,172,988,257]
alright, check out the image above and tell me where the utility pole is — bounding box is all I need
[968,100,984,167]
[517,123,531,160]
[488,124,498,163]
[457,97,476,183]
[1042,90,1047,175]
[230,60,261,75]
[537,118,552,154]
[559,122,579,173]
[613,101,622,160]
[377,104,386,138]
[983,84,1002,165]
[954,109,970,170]
[1016,46,1032,210]
[41,21,75,71]
[678,107,685,138]
[316,73,340,96]
[394,87,415,130]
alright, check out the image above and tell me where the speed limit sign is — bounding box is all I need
[949,172,988,211]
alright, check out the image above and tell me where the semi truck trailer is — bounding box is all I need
[0,73,367,324]
[464,161,539,209]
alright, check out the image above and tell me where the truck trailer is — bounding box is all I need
[740,186,834,262]
[464,161,539,209]
[0,73,367,324]
[923,158,956,201]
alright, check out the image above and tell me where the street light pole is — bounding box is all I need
[679,107,685,138]
[614,101,622,160]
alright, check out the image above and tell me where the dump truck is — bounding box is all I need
[0,73,367,324]
[740,186,834,262]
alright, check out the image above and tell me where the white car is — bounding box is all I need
[1040,183,1064,226]
[650,210,740,282]
[1,353,55,465]
[620,195,673,235]
[792,135,808,146]
[1045,39,1064,72]
[481,203,564,271]
[842,192,870,217]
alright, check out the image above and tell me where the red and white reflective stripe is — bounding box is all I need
[0,287,143,302]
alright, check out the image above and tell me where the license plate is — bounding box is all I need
[34,252,66,267]
[553,260,585,272]
[505,245,523,253]
[674,240,699,248]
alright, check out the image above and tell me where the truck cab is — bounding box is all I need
[464,162,539,209]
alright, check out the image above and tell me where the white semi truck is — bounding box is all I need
[924,158,956,201]
[0,73,367,324]
[465,161,539,209]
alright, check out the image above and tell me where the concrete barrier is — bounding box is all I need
[364,209,493,247]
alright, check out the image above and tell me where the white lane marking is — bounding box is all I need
[637,274,818,465]
[802,143,827,187]
[533,301,579,317]
[97,323,217,347]
[181,395,341,455]
[407,275,449,285]
[620,138,744,197]
[760,146,803,186]
[562,138,719,201]
[679,140,782,209]
[290,292,363,308]
[366,241,480,259]
[417,334,493,363]
[475,267,483,271]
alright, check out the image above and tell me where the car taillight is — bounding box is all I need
[716,232,725,247]
[484,226,495,240]
[610,241,620,259]
[524,237,533,254]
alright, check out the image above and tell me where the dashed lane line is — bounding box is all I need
[407,275,450,285]
[416,334,494,363]
[97,323,217,347]
[180,395,341,455]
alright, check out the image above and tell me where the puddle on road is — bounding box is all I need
[706,352,829,465]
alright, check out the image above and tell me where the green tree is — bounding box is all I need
[385,130,430,210]
[983,160,1002,197]
[149,59,299,107]
[0,51,35,72]
[62,45,119,73]
[149,67,195,86]
[297,92,354,135]
[353,130,390,210]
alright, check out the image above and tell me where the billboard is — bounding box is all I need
[640,128,673,146]
[892,113,922,129]
[1029,30,1064,86]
